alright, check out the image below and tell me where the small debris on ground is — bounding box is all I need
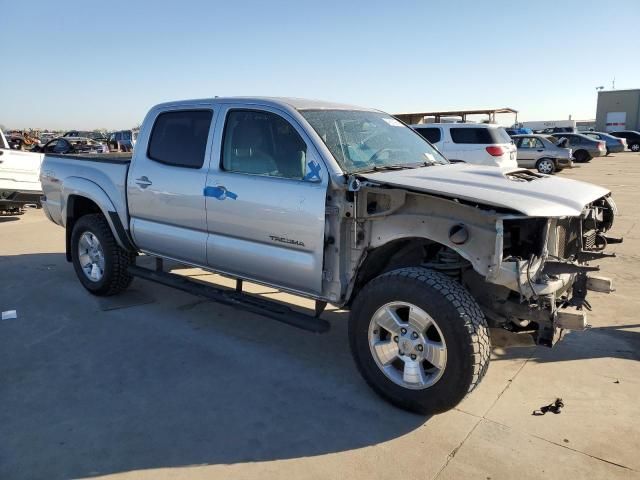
[614,379,620,384]
[1,310,17,320]
[532,398,564,416]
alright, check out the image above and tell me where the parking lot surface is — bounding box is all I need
[1,152,639,480]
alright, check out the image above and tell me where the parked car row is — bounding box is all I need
[410,120,639,175]
[32,137,109,155]
[2,129,138,153]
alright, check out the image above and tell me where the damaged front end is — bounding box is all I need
[474,195,621,347]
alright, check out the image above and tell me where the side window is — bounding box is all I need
[533,138,545,148]
[44,140,58,153]
[53,140,70,153]
[450,128,493,144]
[416,127,441,144]
[519,138,534,148]
[222,110,307,179]
[148,110,213,168]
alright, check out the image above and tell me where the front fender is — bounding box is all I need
[368,212,498,278]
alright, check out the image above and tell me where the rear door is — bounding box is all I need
[127,104,215,266]
[449,127,489,164]
[515,137,536,167]
[204,104,328,296]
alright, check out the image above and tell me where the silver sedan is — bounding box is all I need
[513,134,573,174]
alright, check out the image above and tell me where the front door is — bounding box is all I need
[205,106,327,296]
[127,105,215,266]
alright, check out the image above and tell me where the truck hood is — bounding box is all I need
[360,164,610,217]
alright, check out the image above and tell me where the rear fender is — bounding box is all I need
[61,177,134,257]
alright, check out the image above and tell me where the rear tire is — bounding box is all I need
[573,150,591,163]
[536,158,556,174]
[71,214,135,296]
[631,143,640,152]
[349,267,490,414]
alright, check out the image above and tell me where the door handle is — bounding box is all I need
[135,176,152,188]
[537,149,544,152]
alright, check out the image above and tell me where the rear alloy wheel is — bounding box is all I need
[71,214,135,296]
[536,158,556,174]
[349,267,490,414]
[631,143,640,152]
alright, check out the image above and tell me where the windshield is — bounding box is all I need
[300,110,448,173]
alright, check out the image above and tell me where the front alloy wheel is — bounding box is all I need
[368,301,447,389]
[349,267,490,414]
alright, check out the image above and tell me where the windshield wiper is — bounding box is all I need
[352,163,427,174]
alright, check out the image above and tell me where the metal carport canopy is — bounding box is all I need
[394,108,518,125]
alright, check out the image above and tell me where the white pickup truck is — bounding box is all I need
[40,97,620,414]
[0,128,44,213]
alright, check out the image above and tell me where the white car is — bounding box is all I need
[412,123,517,167]
[0,128,44,213]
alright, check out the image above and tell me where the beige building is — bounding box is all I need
[595,89,640,132]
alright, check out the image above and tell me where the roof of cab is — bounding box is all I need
[152,97,376,112]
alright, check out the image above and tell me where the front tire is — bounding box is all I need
[631,143,640,152]
[349,267,490,414]
[71,214,135,296]
[536,158,556,174]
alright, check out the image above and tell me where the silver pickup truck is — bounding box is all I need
[41,97,620,414]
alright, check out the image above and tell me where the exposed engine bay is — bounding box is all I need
[430,195,620,346]
[326,172,621,348]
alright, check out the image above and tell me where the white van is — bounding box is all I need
[412,123,517,167]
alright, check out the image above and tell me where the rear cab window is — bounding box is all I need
[450,127,511,144]
[148,110,213,168]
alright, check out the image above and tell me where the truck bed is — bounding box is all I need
[44,152,132,163]
[40,152,131,230]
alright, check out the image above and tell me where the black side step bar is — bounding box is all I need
[128,265,330,334]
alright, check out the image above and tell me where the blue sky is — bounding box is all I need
[3,0,639,129]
